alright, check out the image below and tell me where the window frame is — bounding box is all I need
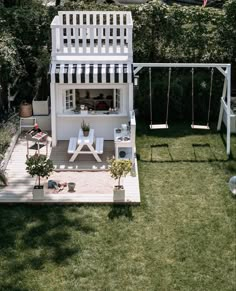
[64,89,76,112]
[62,85,126,114]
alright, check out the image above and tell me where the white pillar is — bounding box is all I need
[51,27,56,61]
[217,98,224,131]
[50,83,57,147]
[217,78,227,131]
[128,83,133,111]
[226,64,231,155]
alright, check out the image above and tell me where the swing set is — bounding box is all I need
[133,63,232,155]
[148,66,214,130]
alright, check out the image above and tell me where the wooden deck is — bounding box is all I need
[51,140,114,170]
[0,134,140,204]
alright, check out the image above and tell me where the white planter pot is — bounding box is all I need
[68,182,76,192]
[113,186,125,202]
[32,97,49,116]
[33,186,44,200]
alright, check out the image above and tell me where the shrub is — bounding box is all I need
[0,170,8,186]
[0,121,18,156]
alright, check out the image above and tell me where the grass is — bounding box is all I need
[0,122,235,291]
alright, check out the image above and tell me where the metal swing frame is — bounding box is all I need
[191,68,214,130]
[149,67,171,129]
[133,63,231,155]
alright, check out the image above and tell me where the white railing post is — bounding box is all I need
[90,26,94,54]
[82,27,86,54]
[51,27,56,59]
[67,27,72,53]
[105,26,109,54]
[98,26,102,54]
[128,27,133,61]
[113,26,117,54]
[113,14,117,54]
[120,27,124,54]
[75,25,79,54]
[66,13,69,25]
[59,27,63,54]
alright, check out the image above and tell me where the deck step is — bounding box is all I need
[67,137,77,154]
[95,137,104,154]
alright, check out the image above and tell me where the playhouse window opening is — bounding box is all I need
[63,88,121,113]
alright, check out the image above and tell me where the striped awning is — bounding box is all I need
[50,63,133,84]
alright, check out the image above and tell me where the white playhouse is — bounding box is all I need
[48,10,233,158]
[49,11,134,151]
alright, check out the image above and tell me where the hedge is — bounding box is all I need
[0,0,235,121]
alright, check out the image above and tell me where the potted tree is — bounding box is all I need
[26,154,54,200]
[108,158,132,201]
[81,120,90,136]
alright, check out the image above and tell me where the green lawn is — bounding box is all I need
[0,122,235,291]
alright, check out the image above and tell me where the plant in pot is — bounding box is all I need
[108,158,132,201]
[19,100,33,117]
[81,120,90,137]
[26,154,54,200]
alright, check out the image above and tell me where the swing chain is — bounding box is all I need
[149,67,152,126]
[207,68,214,127]
[191,68,195,126]
[166,68,172,125]
[191,67,214,129]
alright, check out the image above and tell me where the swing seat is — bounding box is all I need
[150,124,168,129]
[191,124,210,130]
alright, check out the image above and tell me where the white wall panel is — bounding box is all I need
[56,115,129,140]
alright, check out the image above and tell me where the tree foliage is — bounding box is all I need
[108,158,132,187]
[0,170,8,186]
[0,0,235,120]
[0,1,54,109]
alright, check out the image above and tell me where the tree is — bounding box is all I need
[0,31,24,113]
